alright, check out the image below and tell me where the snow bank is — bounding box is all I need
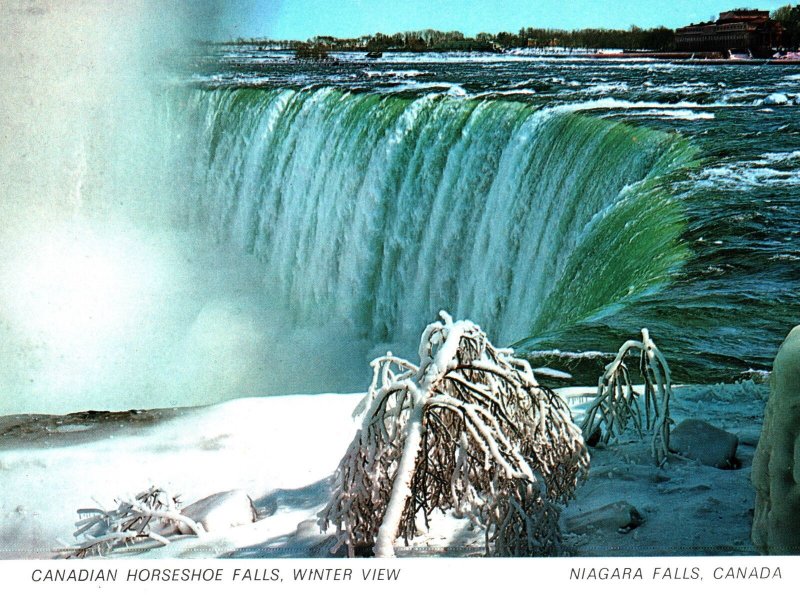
[0,394,361,558]
[0,381,767,558]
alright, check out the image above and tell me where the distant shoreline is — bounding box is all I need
[209,43,800,64]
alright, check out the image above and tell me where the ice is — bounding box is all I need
[0,381,767,558]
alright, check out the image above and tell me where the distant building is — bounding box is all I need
[675,9,783,57]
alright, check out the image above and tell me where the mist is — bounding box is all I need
[0,1,371,415]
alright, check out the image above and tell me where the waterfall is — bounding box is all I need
[184,86,697,348]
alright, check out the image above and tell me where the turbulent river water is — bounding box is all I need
[182,48,800,384]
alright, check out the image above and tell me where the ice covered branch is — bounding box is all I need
[580,328,673,465]
[319,312,589,557]
[63,487,204,558]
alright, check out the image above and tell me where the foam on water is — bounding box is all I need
[696,162,800,190]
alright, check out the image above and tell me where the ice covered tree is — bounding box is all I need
[580,328,672,465]
[752,325,800,554]
[318,312,589,557]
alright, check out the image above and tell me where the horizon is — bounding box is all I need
[196,0,790,41]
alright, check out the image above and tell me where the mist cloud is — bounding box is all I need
[0,2,370,415]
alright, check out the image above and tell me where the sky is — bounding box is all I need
[201,0,791,41]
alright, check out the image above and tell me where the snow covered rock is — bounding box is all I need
[670,419,738,469]
[752,326,800,554]
[762,93,789,106]
[178,489,257,534]
[296,519,320,538]
[563,501,643,535]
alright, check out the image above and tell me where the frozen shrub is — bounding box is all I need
[319,312,588,557]
[63,487,204,558]
[580,328,672,465]
[752,325,800,554]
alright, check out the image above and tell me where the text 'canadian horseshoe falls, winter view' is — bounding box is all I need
[2,1,800,567]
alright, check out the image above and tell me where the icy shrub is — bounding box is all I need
[318,312,589,557]
[63,487,205,558]
[580,329,672,465]
[752,325,800,554]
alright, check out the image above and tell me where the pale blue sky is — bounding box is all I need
[197,1,790,40]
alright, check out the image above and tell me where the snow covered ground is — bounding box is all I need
[0,382,767,559]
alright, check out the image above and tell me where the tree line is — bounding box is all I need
[226,5,800,54]
[232,26,676,53]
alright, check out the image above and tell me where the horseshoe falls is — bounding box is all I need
[4,37,800,415]
[185,87,695,352]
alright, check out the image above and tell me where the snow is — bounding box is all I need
[533,367,573,380]
[0,393,362,559]
[0,382,767,559]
